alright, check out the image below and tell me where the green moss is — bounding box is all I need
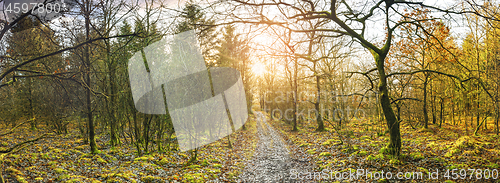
[319,162,332,171]
[307,148,317,154]
[141,176,162,183]
[6,167,23,176]
[486,163,499,169]
[96,156,108,164]
[201,159,209,166]
[213,163,222,168]
[322,139,339,146]
[433,157,445,162]
[426,141,438,148]
[319,152,332,157]
[447,163,468,170]
[410,152,424,160]
[352,145,359,151]
[156,158,169,166]
[208,169,221,174]
[78,157,91,164]
[388,158,401,165]
[48,161,58,166]
[183,173,206,183]
[41,153,50,160]
[375,154,384,160]
[299,143,311,147]
[444,148,458,157]
[54,168,67,174]
[9,154,20,159]
[15,176,28,183]
[417,167,429,174]
[455,136,474,149]
[134,155,154,162]
[179,153,188,159]
[378,178,388,183]
[366,155,376,161]
[56,174,70,181]
[188,164,201,169]
[379,147,389,154]
[105,154,117,161]
[51,148,62,153]
[358,150,368,156]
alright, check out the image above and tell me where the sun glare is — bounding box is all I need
[251,63,266,76]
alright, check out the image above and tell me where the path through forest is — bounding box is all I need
[239,112,315,182]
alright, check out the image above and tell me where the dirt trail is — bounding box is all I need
[239,112,315,182]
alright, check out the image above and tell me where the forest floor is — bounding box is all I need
[0,115,259,183]
[239,112,315,182]
[270,116,500,183]
[1,113,500,183]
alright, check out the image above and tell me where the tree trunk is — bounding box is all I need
[292,57,298,131]
[476,99,480,130]
[315,75,324,131]
[423,77,429,129]
[84,0,97,154]
[439,97,444,127]
[375,53,400,156]
[28,77,36,130]
[134,112,142,156]
[143,115,152,154]
[432,93,437,125]
[452,101,455,125]
[107,42,119,147]
[496,101,499,135]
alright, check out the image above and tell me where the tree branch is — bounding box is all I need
[0,33,140,82]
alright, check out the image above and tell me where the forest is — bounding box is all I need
[0,0,500,182]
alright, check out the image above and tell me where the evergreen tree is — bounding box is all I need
[176,0,217,66]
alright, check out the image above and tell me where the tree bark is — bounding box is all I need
[292,57,298,131]
[84,0,97,154]
[315,70,324,131]
[423,77,429,128]
[375,53,400,156]
[439,97,444,127]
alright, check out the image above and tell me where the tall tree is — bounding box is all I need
[176,0,217,66]
[216,25,253,119]
[227,0,496,156]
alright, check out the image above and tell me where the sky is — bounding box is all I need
[0,0,488,69]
